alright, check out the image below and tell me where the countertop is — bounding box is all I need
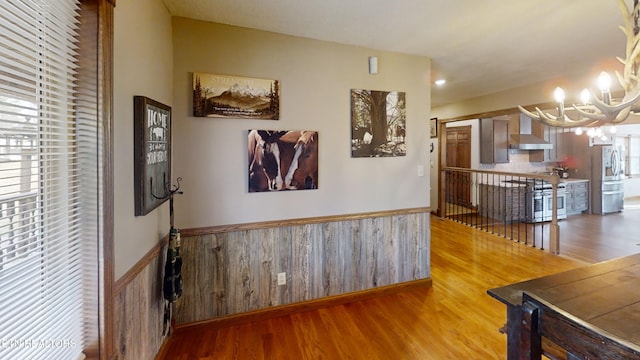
[559,178,589,183]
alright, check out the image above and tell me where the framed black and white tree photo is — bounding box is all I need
[430,117,438,138]
[350,89,406,157]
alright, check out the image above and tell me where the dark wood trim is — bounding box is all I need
[77,1,115,359]
[181,207,431,236]
[96,0,115,359]
[441,166,556,180]
[437,120,445,217]
[154,336,172,360]
[113,234,169,295]
[174,278,432,331]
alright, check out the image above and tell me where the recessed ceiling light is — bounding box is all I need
[434,79,446,86]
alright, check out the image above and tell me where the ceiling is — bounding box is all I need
[162,0,632,108]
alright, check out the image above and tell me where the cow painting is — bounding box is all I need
[248,129,318,192]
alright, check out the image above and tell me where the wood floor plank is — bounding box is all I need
[318,306,383,360]
[159,211,640,359]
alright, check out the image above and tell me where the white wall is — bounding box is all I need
[170,19,432,228]
[431,82,548,120]
[113,0,173,278]
[430,70,628,121]
[615,124,640,198]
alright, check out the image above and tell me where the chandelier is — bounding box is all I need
[519,0,640,134]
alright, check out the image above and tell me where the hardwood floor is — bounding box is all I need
[159,210,640,359]
[556,209,640,263]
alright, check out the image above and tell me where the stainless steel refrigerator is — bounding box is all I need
[591,145,625,214]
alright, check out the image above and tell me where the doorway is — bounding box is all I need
[445,125,472,209]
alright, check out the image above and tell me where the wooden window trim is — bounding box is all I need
[79,0,115,359]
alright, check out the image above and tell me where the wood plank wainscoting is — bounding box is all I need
[111,208,430,360]
[174,208,431,325]
[113,236,169,360]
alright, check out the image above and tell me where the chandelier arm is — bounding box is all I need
[533,116,599,128]
[534,107,561,122]
[570,105,608,121]
[517,106,567,124]
[629,35,640,61]
[590,90,640,115]
[528,104,602,128]
[542,107,601,127]
[621,89,640,104]
[619,24,636,53]
[617,71,640,88]
[614,107,633,123]
[531,107,597,128]
[616,63,637,89]
[619,42,640,85]
[517,105,540,120]
[618,0,631,24]
[619,0,640,88]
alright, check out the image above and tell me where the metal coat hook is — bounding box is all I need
[152,175,183,201]
[152,177,183,228]
[165,177,183,198]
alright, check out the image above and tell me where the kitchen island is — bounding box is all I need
[478,182,527,223]
[478,178,567,223]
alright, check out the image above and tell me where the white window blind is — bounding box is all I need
[619,134,640,176]
[0,1,98,359]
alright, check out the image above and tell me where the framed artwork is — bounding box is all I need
[430,117,438,138]
[248,129,318,192]
[133,96,171,216]
[350,89,406,157]
[192,72,280,120]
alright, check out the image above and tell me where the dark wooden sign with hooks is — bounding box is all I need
[133,96,172,216]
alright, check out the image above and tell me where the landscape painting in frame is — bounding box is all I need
[351,89,406,157]
[193,72,280,119]
[248,129,318,192]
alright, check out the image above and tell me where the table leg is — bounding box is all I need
[520,302,542,360]
[505,305,522,360]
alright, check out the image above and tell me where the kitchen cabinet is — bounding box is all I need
[480,118,509,164]
[564,179,589,215]
[559,132,590,179]
[529,122,567,162]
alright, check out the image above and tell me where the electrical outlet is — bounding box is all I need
[277,272,286,286]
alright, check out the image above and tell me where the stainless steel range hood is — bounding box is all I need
[509,114,552,150]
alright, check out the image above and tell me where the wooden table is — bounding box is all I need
[488,253,640,359]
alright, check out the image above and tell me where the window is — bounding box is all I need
[0,1,100,359]
[618,134,640,176]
